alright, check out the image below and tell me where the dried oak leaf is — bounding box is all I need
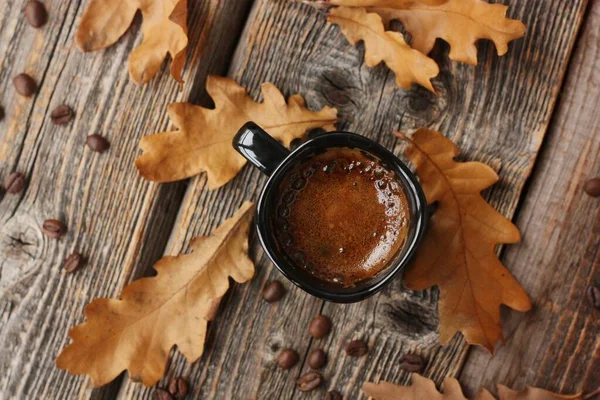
[398,128,531,352]
[76,0,188,84]
[305,0,447,8]
[328,7,439,91]
[135,76,338,189]
[370,0,526,65]
[494,386,583,400]
[363,374,582,400]
[56,202,255,387]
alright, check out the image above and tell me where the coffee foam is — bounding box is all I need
[274,148,410,287]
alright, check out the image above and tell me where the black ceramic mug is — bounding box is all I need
[233,122,428,303]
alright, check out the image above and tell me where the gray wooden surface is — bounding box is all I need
[0,1,254,398]
[461,0,600,396]
[0,0,597,399]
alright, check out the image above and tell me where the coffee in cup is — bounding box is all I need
[272,147,410,287]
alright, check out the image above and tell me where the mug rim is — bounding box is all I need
[255,131,428,303]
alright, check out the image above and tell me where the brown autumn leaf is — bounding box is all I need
[135,75,338,189]
[303,0,448,7]
[56,202,255,387]
[328,7,439,92]
[363,374,583,400]
[76,0,188,84]
[494,386,583,400]
[397,128,531,352]
[364,375,472,400]
[368,0,526,65]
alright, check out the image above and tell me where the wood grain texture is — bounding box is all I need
[0,0,253,398]
[0,0,593,398]
[460,0,600,396]
[118,0,589,399]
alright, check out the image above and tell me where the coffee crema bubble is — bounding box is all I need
[273,147,410,287]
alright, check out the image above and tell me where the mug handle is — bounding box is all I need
[233,122,290,176]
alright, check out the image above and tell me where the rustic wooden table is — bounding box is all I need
[0,0,598,399]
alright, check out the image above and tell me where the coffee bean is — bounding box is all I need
[50,104,74,125]
[345,340,368,357]
[42,219,64,239]
[277,349,299,369]
[325,391,342,400]
[587,285,600,309]
[13,73,37,97]
[584,178,600,197]
[308,315,331,338]
[296,371,322,392]
[86,134,110,153]
[153,388,174,400]
[24,0,48,28]
[168,376,189,398]
[3,172,26,194]
[308,349,327,369]
[399,353,425,372]
[64,252,85,274]
[262,280,285,303]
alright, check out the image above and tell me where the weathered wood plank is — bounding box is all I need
[0,0,253,398]
[460,0,600,396]
[119,0,589,399]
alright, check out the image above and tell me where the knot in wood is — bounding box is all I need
[375,287,439,346]
[0,216,43,297]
